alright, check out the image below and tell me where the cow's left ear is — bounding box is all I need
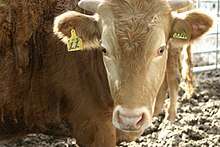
[170,11,213,46]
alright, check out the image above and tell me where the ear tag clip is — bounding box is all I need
[173,32,188,40]
[67,29,83,52]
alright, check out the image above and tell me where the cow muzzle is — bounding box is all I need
[112,105,151,132]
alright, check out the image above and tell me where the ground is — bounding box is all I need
[0,134,79,147]
[0,70,219,147]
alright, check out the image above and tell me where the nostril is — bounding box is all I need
[136,113,145,126]
[117,110,122,124]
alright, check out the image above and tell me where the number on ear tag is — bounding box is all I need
[67,29,83,52]
[173,32,188,40]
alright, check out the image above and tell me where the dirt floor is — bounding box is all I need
[0,134,79,147]
[0,70,219,147]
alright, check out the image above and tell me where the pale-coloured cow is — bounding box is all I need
[54,0,213,144]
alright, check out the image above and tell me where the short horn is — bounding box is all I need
[78,0,104,12]
[168,0,194,11]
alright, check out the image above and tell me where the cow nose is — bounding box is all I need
[112,106,151,132]
[117,111,145,130]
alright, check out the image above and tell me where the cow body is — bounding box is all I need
[0,1,115,147]
[54,0,212,144]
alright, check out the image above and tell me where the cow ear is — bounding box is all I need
[53,11,101,51]
[170,11,213,47]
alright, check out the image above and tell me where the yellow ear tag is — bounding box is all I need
[67,29,83,52]
[173,32,188,40]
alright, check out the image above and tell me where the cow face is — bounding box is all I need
[95,0,171,132]
[53,0,212,133]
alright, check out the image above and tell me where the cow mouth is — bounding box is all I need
[117,125,143,133]
[120,128,142,133]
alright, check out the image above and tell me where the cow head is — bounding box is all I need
[53,0,212,133]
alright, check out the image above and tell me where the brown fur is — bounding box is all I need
[0,1,115,147]
[0,4,11,48]
[185,12,213,40]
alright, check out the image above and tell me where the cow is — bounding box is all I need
[54,0,213,143]
[0,1,116,147]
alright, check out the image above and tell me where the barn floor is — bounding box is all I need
[0,70,219,147]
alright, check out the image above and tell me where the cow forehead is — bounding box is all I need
[110,0,170,22]
[112,0,170,9]
[107,0,171,51]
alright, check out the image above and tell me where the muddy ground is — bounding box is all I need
[0,70,219,147]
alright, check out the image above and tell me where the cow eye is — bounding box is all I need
[102,48,107,54]
[157,46,166,56]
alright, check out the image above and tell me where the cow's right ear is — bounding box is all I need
[53,11,101,50]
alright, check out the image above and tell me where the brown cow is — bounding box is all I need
[54,0,213,143]
[0,1,115,147]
